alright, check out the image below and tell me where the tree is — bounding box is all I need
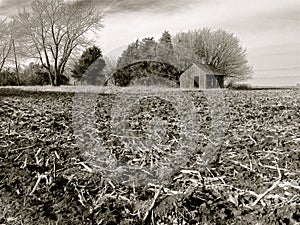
[10,20,23,86]
[174,28,253,81]
[72,46,106,85]
[157,30,176,64]
[139,37,158,60]
[116,31,179,71]
[15,0,104,86]
[159,31,173,47]
[0,18,12,73]
[116,37,161,70]
[116,40,140,70]
[115,32,184,86]
[102,56,117,85]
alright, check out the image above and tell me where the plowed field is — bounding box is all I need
[0,88,299,224]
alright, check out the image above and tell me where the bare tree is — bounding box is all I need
[15,0,104,86]
[174,28,253,81]
[0,18,12,73]
[103,56,117,85]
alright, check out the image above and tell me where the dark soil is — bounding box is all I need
[0,88,299,224]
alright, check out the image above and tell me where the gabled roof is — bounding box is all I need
[185,62,225,76]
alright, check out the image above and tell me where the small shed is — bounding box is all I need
[180,63,225,89]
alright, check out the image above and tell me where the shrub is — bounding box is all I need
[226,82,252,90]
[21,63,69,86]
[113,61,182,87]
[0,69,19,86]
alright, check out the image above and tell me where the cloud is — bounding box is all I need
[0,0,32,16]
[68,0,196,15]
[100,0,300,49]
[0,0,196,17]
[98,0,195,14]
[221,5,299,33]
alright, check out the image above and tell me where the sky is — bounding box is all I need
[0,0,299,86]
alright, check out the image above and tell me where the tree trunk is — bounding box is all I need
[0,61,5,73]
[12,39,20,86]
[48,71,53,86]
[54,70,60,86]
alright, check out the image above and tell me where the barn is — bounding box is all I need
[180,63,225,89]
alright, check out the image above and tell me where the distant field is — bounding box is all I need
[0,85,120,93]
[0,84,299,94]
[0,88,299,224]
[249,75,300,87]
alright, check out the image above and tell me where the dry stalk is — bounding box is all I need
[119,195,130,202]
[107,179,115,189]
[180,169,201,177]
[251,161,282,207]
[258,162,288,172]
[143,185,162,222]
[29,173,47,195]
[248,135,257,145]
[20,155,27,169]
[7,118,10,134]
[232,160,251,171]
[278,182,300,190]
[14,151,25,161]
[53,157,56,179]
[9,144,36,153]
[75,162,93,173]
[54,150,60,160]
[35,148,42,165]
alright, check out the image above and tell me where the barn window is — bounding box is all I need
[194,76,199,88]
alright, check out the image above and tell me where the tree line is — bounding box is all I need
[0,0,104,86]
[115,29,252,86]
[0,0,252,87]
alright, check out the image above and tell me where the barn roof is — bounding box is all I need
[185,63,225,76]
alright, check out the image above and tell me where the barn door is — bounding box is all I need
[194,76,199,88]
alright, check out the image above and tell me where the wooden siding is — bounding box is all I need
[180,63,225,89]
[180,64,206,89]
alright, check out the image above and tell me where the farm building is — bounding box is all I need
[180,63,225,89]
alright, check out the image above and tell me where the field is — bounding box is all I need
[0,87,299,224]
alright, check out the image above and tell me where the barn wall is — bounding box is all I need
[180,64,206,89]
[180,71,193,88]
[199,70,205,88]
[206,75,217,88]
[180,64,225,89]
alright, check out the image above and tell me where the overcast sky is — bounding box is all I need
[0,0,299,86]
